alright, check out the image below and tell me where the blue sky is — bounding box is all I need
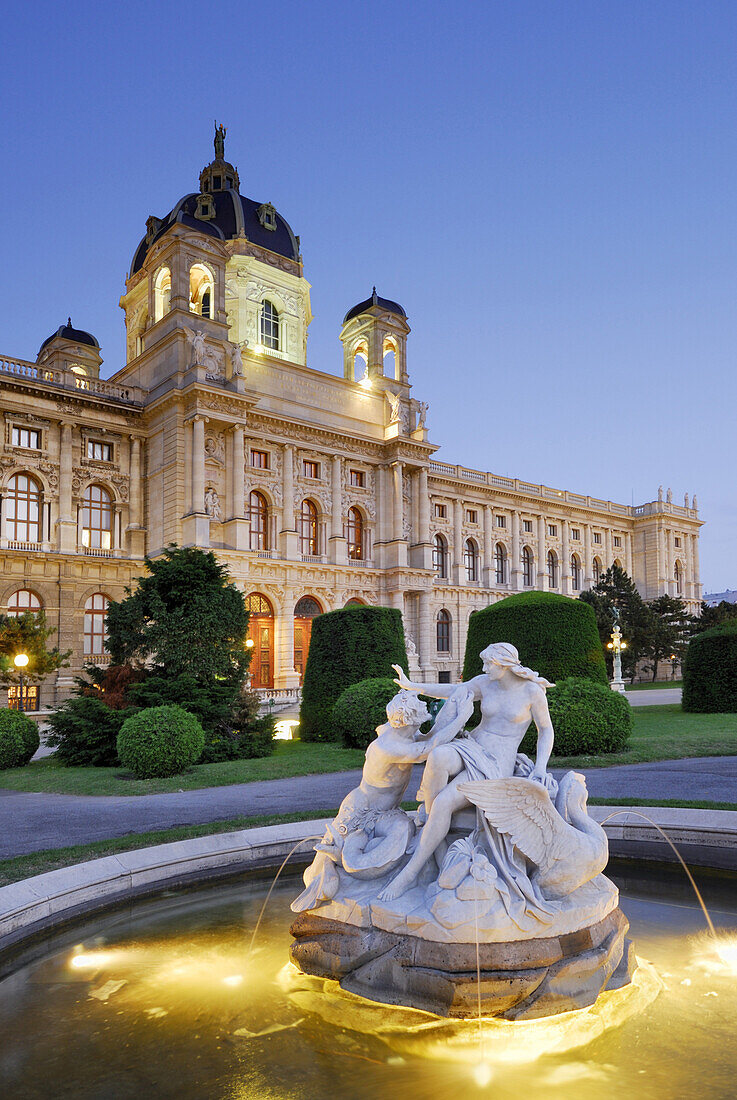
[2,1,736,590]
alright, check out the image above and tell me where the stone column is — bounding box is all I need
[691,532,701,601]
[625,530,633,578]
[655,523,665,594]
[57,421,76,552]
[584,524,593,587]
[329,454,347,564]
[392,462,404,542]
[561,519,570,595]
[280,444,298,560]
[452,497,465,585]
[126,435,145,556]
[482,505,493,586]
[418,589,434,677]
[418,467,430,543]
[511,510,521,590]
[605,527,613,571]
[223,425,248,551]
[182,415,210,547]
[537,514,547,590]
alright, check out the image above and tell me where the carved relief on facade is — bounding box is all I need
[204,432,225,466]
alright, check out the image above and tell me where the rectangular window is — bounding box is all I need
[11,427,41,450]
[87,440,113,462]
[523,519,533,533]
[496,515,507,528]
[434,503,447,519]
[251,449,270,469]
[467,509,478,524]
[548,524,557,537]
[571,528,580,540]
[674,537,681,548]
[350,469,365,488]
[303,460,320,479]
[593,532,602,544]
[438,671,452,684]
[614,536,622,548]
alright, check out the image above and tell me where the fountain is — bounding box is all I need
[289,643,639,1019]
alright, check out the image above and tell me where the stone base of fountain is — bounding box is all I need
[290,906,634,1019]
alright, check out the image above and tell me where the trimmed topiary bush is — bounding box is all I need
[300,605,408,742]
[0,714,25,770]
[683,619,737,713]
[117,705,205,778]
[542,677,632,755]
[0,708,40,765]
[47,696,129,766]
[332,677,399,750]
[463,592,608,685]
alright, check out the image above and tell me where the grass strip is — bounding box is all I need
[625,681,682,692]
[588,797,737,811]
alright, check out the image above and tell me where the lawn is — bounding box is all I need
[626,680,683,691]
[1,706,735,796]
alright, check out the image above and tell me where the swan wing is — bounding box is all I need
[457,778,565,867]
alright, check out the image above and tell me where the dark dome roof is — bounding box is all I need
[131,188,300,275]
[39,320,99,354]
[343,288,406,325]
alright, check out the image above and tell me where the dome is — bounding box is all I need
[39,319,99,355]
[343,288,406,325]
[130,130,300,275]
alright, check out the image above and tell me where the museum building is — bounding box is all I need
[0,131,704,708]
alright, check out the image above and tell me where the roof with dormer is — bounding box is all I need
[130,130,300,275]
[343,288,407,325]
[39,319,99,355]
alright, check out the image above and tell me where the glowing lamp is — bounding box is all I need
[245,639,254,648]
[13,653,29,668]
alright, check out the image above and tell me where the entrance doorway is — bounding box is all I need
[246,593,274,688]
[294,596,322,683]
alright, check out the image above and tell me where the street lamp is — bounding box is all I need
[606,627,627,694]
[13,653,29,712]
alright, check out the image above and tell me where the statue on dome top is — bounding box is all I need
[214,121,227,160]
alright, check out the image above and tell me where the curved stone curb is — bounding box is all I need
[0,807,735,958]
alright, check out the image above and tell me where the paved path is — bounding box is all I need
[1,754,735,859]
[626,688,682,706]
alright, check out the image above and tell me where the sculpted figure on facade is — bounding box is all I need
[226,340,246,377]
[417,400,429,430]
[184,327,222,378]
[385,390,401,424]
[204,487,222,521]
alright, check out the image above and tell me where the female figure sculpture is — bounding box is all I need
[379,641,555,900]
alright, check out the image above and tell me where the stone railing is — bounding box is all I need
[0,354,144,406]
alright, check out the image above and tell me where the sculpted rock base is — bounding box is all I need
[290,906,634,1020]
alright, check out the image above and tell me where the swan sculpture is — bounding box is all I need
[457,771,608,900]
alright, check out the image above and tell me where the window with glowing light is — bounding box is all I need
[300,499,319,555]
[347,507,363,560]
[81,484,113,550]
[6,474,42,543]
[260,300,280,350]
[248,491,269,551]
[84,593,110,655]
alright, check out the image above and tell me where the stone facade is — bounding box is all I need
[0,137,703,706]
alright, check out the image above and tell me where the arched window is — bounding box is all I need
[464,538,479,583]
[346,506,363,560]
[84,593,110,656]
[344,597,365,607]
[353,340,369,383]
[383,337,398,379]
[674,561,683,595]
[571,554,581,591]
[245,593,274,688]
[189,264,214,317]
[7,589,42,617]
[547,550,558,589]
[154,267,171,321]
[248,491,269,551]
[300,499,319,556]
[495,542,507,585]
[7,474,42,544]
[593,557,602,583]
[433,533,448,578]
[437,609,451,653]
[522,546,533,587]
[260,299,280,351]
[81,485,113,551]
[294,596,323,684]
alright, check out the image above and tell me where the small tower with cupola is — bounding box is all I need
[340,288,410,387]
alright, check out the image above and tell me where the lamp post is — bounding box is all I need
[606,627,627,694]
[13,653,29,712]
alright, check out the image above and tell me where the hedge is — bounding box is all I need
[47,696,129,767]
[537,677,632,755]
[300,605,408,742]
[463,592,608,685]
[683,619,737,713]
[0,716,26,770]
[332,677,399,750]
[0,708,40,765]
[117,705,205,778]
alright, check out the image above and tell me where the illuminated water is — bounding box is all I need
[1,862,736,1100]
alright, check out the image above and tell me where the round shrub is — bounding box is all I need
[683,620,737,713]
[300,605,408,742]
[542,677,632,756]
[0,716,25,770]
[117,705,205,778]
[463,592,608,686]
[332,677,399,750]
[0,708,39,765]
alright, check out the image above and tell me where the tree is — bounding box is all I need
[641,595,694,681]
[693,600,737,634]
[0,611,70,691]
[579,565,652,678]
